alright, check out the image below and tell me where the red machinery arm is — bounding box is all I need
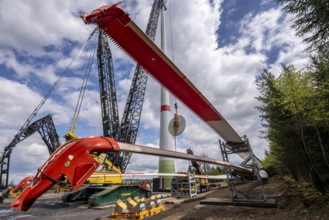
[12,176,34,193]
[80,4,243,145]
[11,137,120,211]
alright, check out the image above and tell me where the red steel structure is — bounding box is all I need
[80,4,243,144]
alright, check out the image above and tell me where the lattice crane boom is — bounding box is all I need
[97,29,120,139]
[103,0,163,173]
[0,114,60,189]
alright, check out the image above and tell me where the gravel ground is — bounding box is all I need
[0,194,114,220]
[2,177,328,220]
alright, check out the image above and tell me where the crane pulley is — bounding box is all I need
[168,102,186,150]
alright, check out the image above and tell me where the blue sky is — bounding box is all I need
[0,0,309,184]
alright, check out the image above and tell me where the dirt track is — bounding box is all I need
[146,176,328,220]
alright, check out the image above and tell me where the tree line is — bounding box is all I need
[257,0,329,194]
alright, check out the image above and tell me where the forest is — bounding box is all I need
[258,0,329,194]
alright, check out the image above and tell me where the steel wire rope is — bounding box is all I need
[168,0,175,64]
[17,28,98,134]
[69,37,98,133]
[168,1,178,109]
[168,1,182,151]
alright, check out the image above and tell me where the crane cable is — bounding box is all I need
[168,0,175,63]
[16,28,98,137]
[173,102,179,151]
[64,32,98,141]
[168,2,182,151]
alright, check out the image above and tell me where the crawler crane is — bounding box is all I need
[61,0,164,205]
[11,4,274,211]
[11,3,269,211]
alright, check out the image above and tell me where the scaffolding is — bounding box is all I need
[171,172,197,198]
[219,136,267,202]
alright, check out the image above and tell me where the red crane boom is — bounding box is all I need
[80,3,244,146]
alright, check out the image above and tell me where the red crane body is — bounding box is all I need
[11,137,120,211]
[12,176,34,193]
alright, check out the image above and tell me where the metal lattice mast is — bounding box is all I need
[0,114,61,189]
[97,29,120,138]
[111,0,163,172]
[37,115,61,154]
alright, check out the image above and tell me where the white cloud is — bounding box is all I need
[0,77,42,127]
[0,0,104,55]
[0,49,34,78]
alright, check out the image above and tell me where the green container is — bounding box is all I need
[88,185,152,207]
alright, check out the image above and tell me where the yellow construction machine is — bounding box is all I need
[89,153,123,185]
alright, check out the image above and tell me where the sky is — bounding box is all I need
[0,0,310,184]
